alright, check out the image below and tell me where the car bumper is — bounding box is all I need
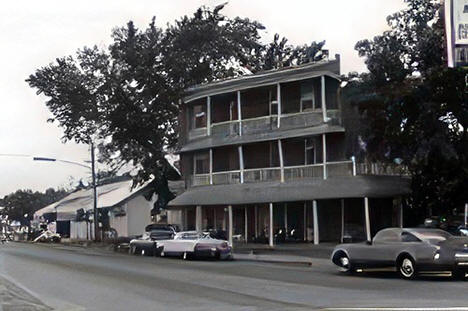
[194,247,233,260]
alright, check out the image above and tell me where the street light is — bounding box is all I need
[31,144,99,242]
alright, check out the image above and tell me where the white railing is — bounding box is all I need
[241,115,276,135]
[244,167,281,183]
[190,161,409,187]
[211,120,239,136]
[327,161,354,177]
[191,174,210,186]
[356,163,409,176]
[212,171,241,185]
[284,164,323,181]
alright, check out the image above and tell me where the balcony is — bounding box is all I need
[189,161,409,187]
[244,167,281,183]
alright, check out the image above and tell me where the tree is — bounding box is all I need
[345,0,468,219]
[27,5,327,202]
[0,188,68,223]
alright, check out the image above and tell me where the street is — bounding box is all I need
[0,243,466,310]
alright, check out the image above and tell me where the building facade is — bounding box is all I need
[169,57,410,246]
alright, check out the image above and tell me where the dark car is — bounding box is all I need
[129,225,177,256]
[331,228,468,279]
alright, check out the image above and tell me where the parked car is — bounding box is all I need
[33,230,61,243]
[158,231,233,260]
[129,224,177,256]
[331,227,468,279]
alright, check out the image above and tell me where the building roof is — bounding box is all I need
[180,123,344,153]
[35,179,153,220]
[168,176,411,207]
[184,59,341,103]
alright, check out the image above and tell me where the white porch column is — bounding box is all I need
[209,148,213,185]
[321,75,327,122]
[196,205,202,233]
[341,199,345,243]
[254,205,258,238]
[238,145,244,183]
[399,202,403,228]
[237,91,242,136]
[313,200,319,245]
[303,202,307,241]
[207,96,211,136]
[322,133,327,179]
[284,204,288,233]
[244,207,248,242]
[228,205,233,246]
[278,139,284,182]
[269,203,274,247]
[222,207,226,231]
[277,83,281,128]
[364,197,371,242]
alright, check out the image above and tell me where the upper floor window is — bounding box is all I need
[281,78,321,114]
[211,92,238,124]
[189,98,207,129]
[194,151,209,174]
[241,85,277,119]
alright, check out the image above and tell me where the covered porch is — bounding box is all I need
[173,197,403,247]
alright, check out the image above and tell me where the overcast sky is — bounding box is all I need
[0,0,407,197]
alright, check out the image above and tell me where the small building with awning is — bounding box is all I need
[34,178,183,239]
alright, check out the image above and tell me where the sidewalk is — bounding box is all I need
[233,242,335,259]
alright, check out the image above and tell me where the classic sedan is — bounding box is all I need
[129,228,175,256]
[158,231,233,260]
[331,228,468,279]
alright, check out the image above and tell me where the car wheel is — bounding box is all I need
[337,254,352,273]
[182,252,187,260]
[398,256,416,279]
[129,245,136,255]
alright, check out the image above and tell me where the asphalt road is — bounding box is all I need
[0,242,466,311]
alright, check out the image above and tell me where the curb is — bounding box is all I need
[234,253,313,266]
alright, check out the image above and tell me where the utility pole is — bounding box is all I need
[90,142,99,242]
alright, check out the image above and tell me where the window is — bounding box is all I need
[194,152,209,174]
[300,81,314,111]
[305,138,316,165]
[189,99,207,129]
[193,105,206,128]
[401,232,420,242]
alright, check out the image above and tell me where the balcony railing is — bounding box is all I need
[211,121,239,137]
[188,110,338,141]
[241,116,277,135]
[356,163,409,176]
[191,174,210,186]
[284,164,323,181]
[244,167,281,183]
[189,161,409,187]
[327,161,353,177]
[212,171,241,185]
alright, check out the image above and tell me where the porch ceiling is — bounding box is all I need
[168,175,411,207]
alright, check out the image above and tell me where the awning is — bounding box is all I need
[169,176,411,207]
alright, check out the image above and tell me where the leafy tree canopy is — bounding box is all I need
[345,0,468,217]
[27,5,327,198]
[0,188,68,223]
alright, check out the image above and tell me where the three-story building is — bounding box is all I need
[169,56,410,246]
